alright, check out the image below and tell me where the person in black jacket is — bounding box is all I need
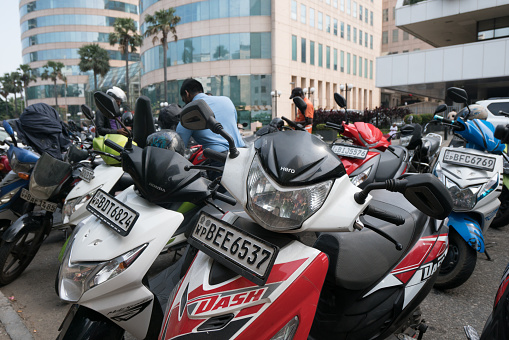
[96,86,130,136]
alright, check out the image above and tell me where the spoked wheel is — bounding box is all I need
[0,227,46,285]
[434,229,477,290]
[491,186,509,229]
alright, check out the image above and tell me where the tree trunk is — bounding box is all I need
[4,99,8,116]
[163,36,168,103]
[125,50,130,107]
[24,85,28,109]
[54,80,59,109]
[13,93,18,115]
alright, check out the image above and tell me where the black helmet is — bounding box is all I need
[122,111,133,127]
[158,104,182,130]
[146,130,185,156]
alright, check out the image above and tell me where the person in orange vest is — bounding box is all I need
[289,87,314,133]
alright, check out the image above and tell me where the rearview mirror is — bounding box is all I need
[402,173,453,220]
[2,120,14,137]
[334,93,347,108]
[434,104,448,114]
[180,99,217,130]
[447,87,468,104]
[81,104,95,121]
[293,97,307,115]
[94,91,120,119]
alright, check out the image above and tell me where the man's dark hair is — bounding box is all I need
[180,78,204,97]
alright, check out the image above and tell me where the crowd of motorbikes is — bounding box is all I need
[0,86,507,339]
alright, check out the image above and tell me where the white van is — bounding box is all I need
[476,98,509,128]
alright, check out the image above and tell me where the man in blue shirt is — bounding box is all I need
[176,79,245,152]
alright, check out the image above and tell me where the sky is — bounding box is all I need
[0,1,23,77]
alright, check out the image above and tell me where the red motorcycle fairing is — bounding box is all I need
[159,246,329,340]
[341,150,380,175]
[343,122,391,151]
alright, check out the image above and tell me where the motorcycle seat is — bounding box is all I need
[313,190,428,291]
[374,146,407,182]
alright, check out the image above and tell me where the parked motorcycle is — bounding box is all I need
[55,92,238,340]
[432,87,504,290]
[156,99,453,340]
[489,110,509,229]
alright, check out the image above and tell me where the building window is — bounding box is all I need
[403,31,409,40]
[359,5,363,20]
[353,27,357,43]
[318,43,323,67]
[341,22,345,38]
[365,32,368,47]
[393,6,396,20]
[291,0,297,20]
[326,15,331,33]
[347,24,351,40]
[392,29,399,42]
[326,46,331,69]
[292,35,297,61]
[370,34,373,49]
[353,55,357,75]
[365,8,368,23]
[347,52,351,74]
[333,0,338,8]
[370,60,373,79]
[359,29,362,45]
[340,50,344,72]
[334,48,337,70]
[403,50,409,53]
[370,11,373,26]
[301,4,306,24]
[310,41,315,65]
[364,58,368,78]
[414,48,420,51]
[310,8,315,27]
[340,0,344,11]
[318,12,323,30]
[334,19,338,35]
[382,31,388,44]
[301,38,306,63]
[326,0,330,4]
[477,16,509,41]
[383,9,389,22]
[353,2,357,18]
[346,0,351,15]
[359,56,362,77]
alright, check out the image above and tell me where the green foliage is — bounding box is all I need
[404,114,421,124]
[78,44,110,90]
[315,123,332,130]
[41,61,66,108]
[420,113,434,126]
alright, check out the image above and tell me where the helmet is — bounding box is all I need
[447,111,457,120]
[458,105,488,120]
[106,86,127,103]
[122,111,133,127]
[158,104,181,130]
[146,130,185,156]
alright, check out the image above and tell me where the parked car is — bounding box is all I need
[476,98,509,127]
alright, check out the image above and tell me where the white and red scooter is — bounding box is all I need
[158,100,454,340]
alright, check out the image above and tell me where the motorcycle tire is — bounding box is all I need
[0,227,46,285]
[434,229,477,290]
[490,187,509,229]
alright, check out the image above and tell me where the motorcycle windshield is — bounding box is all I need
[456,119,504,153]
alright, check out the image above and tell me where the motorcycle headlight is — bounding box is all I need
[246,157,332,231]
[10,153,33,174]
[0,187,22,205]
[400,136,412,147]
[270,316,299,340]
[433,162,446,183]
[62,185,103,223]
[350,166,372,187]
[445,178,480,211]
[58,240,147,302]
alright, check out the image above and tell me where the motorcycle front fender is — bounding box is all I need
[448,211,485,253]
[57,304,124,340]
[2,211,52,243]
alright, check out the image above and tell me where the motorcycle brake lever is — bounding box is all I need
[184,165,224,173]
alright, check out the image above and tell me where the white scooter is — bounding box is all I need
[56,92,236,340]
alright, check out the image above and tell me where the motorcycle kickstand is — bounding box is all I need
[484,249,492,261]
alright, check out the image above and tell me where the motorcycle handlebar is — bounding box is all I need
[495,124,509,143]
[104,139,125,154]
[325,122,344,132]
[434,115,453,125]
[203,148,227,163]
[212,191,237,206]
[281,116,306,131]
[364,205,405,226]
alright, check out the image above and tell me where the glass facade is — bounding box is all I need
[141,0,270,31]
[142,32,271,73]
[24,49,140,63]
[26,84,86,100]
[142,75,272,126]
[32,65,91,78]
[20,0,138,16]
[21,15,136,34]
[22,32,110,49]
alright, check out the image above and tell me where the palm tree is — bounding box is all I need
[0,82,9,116]
[40,61,67,110]
[144,8,181,102]
[78,44,110,90]
[109,18,142,106]
[18,64,37,109]
[10,72,23,114]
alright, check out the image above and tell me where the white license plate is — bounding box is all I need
[443,149,496,171]
[331,143,369,159]
[86,189,139,236]
[79,167,94,183]
[189,213,278,286]
[20,188,58,212]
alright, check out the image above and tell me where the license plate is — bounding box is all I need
[189,212,278,286]
[20,188,58,212]
[443,149,496,171]
[86,189,139,236]
[331,143,369,159]
[79,167,94,183]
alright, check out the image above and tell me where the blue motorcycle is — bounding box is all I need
[432,87,504,289]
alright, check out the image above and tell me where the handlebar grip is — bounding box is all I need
[364,205,405,226]
[434,115,453,125]
[203,148,227,163]
[281,116,306,131]
[212,192,237,206]
[104,139,124,154]
[495,124,509,142]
